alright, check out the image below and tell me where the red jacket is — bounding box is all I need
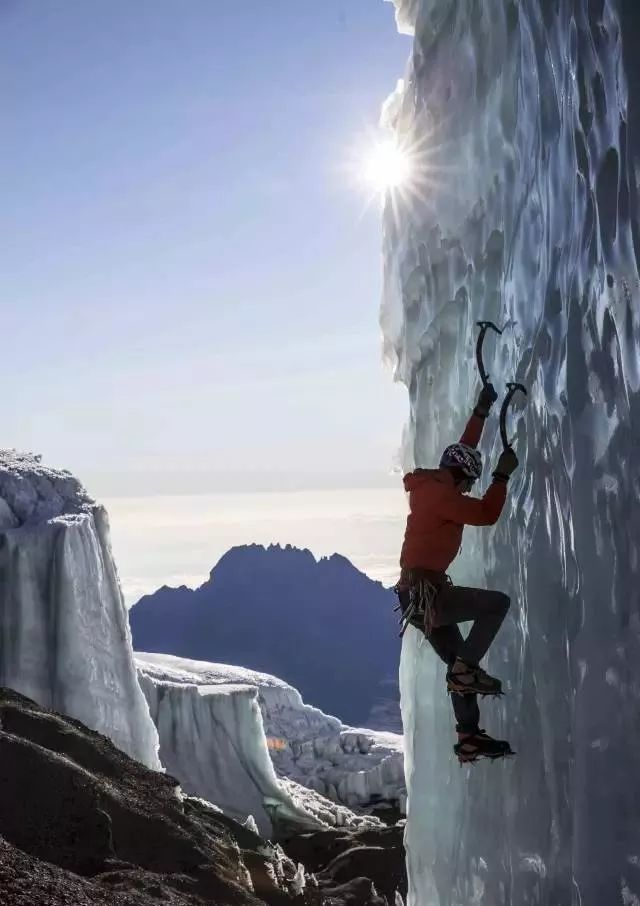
[400,414,506,572]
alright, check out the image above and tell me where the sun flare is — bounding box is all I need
[348,127,439,215]
[363,139,412,192]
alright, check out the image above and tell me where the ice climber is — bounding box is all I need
[396,383,518,763]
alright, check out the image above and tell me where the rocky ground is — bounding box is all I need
[0,688,406,905]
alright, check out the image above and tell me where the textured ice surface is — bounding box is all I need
[0,451,160,768]
[138,674,319,837]
[381,2,640,904]
[385,0,419,36]
[136,653,404,835]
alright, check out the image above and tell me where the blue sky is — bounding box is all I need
[1,0,410,496]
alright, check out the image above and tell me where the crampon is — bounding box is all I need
[454,730,515,764]
[446,660,504,697]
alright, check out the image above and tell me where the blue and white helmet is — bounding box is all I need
[439,443,483,480]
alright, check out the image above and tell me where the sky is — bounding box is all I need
[2,1,412,595]
[1,0,410,491]
[107,488,407,604]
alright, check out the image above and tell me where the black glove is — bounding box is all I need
[492,448,519,483]
[474,383,498,418]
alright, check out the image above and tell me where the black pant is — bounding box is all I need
[399,585,510,734]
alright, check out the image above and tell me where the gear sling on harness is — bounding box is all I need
[396,570,449,638]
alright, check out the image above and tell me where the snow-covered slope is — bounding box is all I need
[382,2,640,905]
[136,653,404,836]
[0,451,160,768]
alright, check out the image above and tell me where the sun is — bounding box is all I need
[347,126,438,215]
[363,138,413,193]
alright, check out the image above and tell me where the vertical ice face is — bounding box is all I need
[0,452,160,769]
[138,673,313,837]
[385,0,420,36]
[136,653,404,835]
[382,2,640,904]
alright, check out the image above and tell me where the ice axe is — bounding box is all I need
[476,322,527,447]
[499,382,527,450]
[475,321,503,388]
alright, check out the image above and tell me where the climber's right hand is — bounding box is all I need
[492,448,519,483]
[474,382,498,419]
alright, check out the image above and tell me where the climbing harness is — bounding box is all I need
[396,581,432,638]
[396,572,449,638]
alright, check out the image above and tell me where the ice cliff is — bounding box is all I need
[136,653,405,837]
[0,451,160,768]
[0,452,399,842]
[382,1,640,905]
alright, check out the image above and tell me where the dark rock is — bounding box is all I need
[0,687,406,906]
[315,877,388,906]
[280,826,406,905]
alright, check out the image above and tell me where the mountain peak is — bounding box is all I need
[209,543,321,580]
[129,542,399,727]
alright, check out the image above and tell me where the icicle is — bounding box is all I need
[243,814,259,835]
[290,863,306,896]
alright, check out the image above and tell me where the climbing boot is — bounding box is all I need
[454,729,514,764]
[446,658,503,696]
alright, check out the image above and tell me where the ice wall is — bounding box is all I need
[0,451,160,769]
[381,2,640,904]
[136,653,404,835]
[138,672,318,837]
